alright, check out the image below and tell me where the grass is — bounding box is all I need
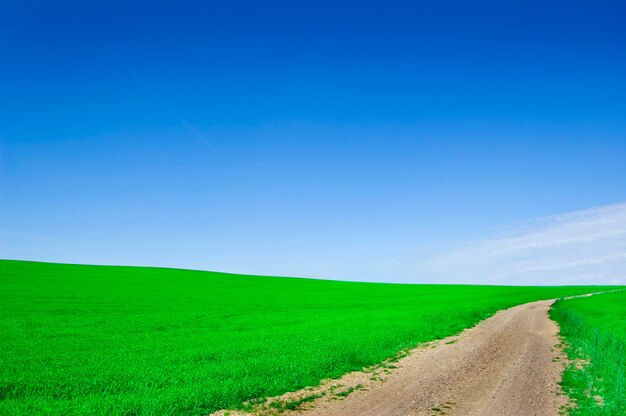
[550,291,626,415]
[0,259,616,415]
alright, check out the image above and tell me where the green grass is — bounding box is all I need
[550,291,626,415]
[0,260,616,415]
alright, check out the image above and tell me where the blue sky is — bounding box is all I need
[1,1,625,283]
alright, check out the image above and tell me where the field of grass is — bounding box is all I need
[0,260,615,415]
[550,291,626,416]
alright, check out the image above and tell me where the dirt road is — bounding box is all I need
[302,299,565,416]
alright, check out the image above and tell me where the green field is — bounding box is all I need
[0,260,615,415]
[551,291,626,416]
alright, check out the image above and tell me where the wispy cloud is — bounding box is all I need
[404,202,626,285]
[110,52,215,152]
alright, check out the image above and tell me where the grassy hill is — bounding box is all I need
[0,260,615,415]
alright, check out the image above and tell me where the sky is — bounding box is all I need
[1,1,625,284]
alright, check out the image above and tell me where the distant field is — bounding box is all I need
[551,291,626,416]
[0,260,614,415]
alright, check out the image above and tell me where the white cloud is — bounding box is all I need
[404,202,626,285]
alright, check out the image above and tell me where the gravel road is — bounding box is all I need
[303,299,566,416]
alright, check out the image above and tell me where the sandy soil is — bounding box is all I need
[212,299,568,416]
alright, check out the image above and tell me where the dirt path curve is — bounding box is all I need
[303,299,565,416]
